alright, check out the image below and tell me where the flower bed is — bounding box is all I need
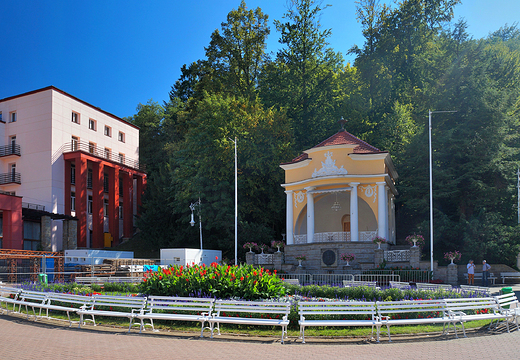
[139,262,286,300]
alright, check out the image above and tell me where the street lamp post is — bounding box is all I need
[229,137,238,265]
[429,109,457,273]
[189,198,203,251]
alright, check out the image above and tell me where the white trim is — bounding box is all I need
[348,153,388,161]
[306,144,356,155]
[281,174,398,195]
[348,153,398,181]
[279,158,312,170]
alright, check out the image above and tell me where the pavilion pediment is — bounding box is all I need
[312,151,348,178]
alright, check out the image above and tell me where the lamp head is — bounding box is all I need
[190,213,195,226]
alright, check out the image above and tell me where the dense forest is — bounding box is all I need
[123,0,520,267]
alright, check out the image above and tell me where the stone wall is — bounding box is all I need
[284,242,388,273]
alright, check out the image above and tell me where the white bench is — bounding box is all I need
[44,292,93,326]
[389,281,411,290]
[75,277,105,285]
[343,280,379,288]
[494,292,520,332]
[444,296,508,336]
[298,300,380,343]
[460,285,492,296]
[75,276,142,285]
[136,296,214,336]
[0,287,23,315]
[416,282,453,291]
[500,272,520,284]
[15,291,92,326]
[464,272,497,285]
[376,299,456,341]
[208,300,291,344]
[282,279,300,286]
[77,294,147,332]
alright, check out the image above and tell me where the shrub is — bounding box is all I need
[139,262,286,300]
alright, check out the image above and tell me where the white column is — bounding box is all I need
[305,187,315,243]
[384,185,389,241]
[377,182,386,239]
[390,194,396,243]
[285,190,294,245]
[350,183,359,242]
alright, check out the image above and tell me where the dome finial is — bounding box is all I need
[338,117,347,131]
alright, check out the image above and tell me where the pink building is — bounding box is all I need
[0,86,146,251]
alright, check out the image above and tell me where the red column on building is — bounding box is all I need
[64,160,71,216]
[0,194,23,249]
[75,156,87,248]
[92,162,104,248]
[108,166,120,246]
[122,172,133,239]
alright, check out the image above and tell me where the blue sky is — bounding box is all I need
[1,0,519,119]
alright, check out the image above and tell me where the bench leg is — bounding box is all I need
[375,326,380,343]
[200,321,205,338]
[301,326,305,344]
[386,325,392,342]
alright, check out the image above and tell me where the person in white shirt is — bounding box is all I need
[467,260,475,285]
[482,260,491,287]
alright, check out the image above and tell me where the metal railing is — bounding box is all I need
[362,269,432,283]
[294,231,380,244]
[255,253,274,265]
[0,172,21,185]
[0,144,20,157]
[63,141,145,171]
[22,202,46,211]
[384,250,411,262]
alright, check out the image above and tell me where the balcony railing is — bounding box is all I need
[294,231,379,244]
[0,144,21,157]
[0,172,21,185]
[22,202,46,211]
[63,141,145,171]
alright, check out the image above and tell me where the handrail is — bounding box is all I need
[63,141,145,171]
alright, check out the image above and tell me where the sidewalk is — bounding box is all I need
[1,313,520,360]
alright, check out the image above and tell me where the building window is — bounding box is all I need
[89,142,95,154]
[23,221,41,251]
[71,164,75,185]
[104,148,111,160]
[71,191,76,211]
[89,119,96,131]
[104,174,109,193]
[119,202,123,219]
[0,111,3,122]
[118,131,125,142]
[10,163,16,183]
[118,153,125,164]
[104,126,111,137]
[119,177,124,196]
[72,136,79,151]
[9,112,16,123]
[72,111,80,124]
[88,195,93,214]
[87,168,93,189]
[10,136,17,155]
[104,198,109,217]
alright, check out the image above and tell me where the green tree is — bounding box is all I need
[168,93,292,257]
[261,0,344,150]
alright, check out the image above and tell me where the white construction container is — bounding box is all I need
[160,248,222,267]
[64,250,134,265]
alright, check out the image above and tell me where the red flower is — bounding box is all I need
[240,276,244,281]
[216,256,219,261]
[274,270,277,274]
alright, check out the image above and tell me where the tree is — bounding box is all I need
[168,93,292,256]
[261,0,343,150]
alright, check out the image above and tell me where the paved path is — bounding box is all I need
[1,314,520,360]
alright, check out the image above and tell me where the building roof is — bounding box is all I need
[0,86,139,130]
[282,129,385,165]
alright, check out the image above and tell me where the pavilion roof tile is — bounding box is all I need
[282,130,384,165]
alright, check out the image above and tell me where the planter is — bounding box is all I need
[248,249,253,253]
[377,242,381,249]
[449,257,455,264]
[412,240,418,247]
[345,260,350,266]
[298,260,302,267]
[277,247,281,253]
